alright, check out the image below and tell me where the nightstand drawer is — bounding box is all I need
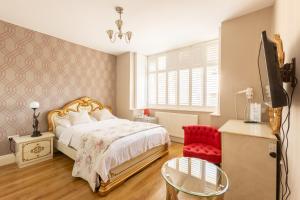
[22,140,52,162]
[14,132,54,168]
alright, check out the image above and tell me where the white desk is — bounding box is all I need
[220,120,277,200]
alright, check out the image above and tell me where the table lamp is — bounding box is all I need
[144,108,150,116]
[30,101,41,137]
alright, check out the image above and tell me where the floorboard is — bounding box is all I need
[0,143,183,200]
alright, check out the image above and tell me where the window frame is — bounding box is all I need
[146,40,219,113]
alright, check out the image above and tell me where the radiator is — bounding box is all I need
[155,112,198,139]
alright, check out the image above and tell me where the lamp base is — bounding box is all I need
[31,131,41,137]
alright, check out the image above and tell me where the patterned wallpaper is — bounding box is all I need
[0,20,116,155]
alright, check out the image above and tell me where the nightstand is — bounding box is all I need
[13,132,54,168]
[134,116,158,124]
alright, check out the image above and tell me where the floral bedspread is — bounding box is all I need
[71,120,162,191]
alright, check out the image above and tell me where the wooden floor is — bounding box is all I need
[0,143,183,200]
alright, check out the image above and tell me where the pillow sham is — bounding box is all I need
[69,110,92,125]
[55,125,68,138]
[92,108,116,121]
[54,117,71,128]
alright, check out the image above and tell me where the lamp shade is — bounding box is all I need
[30,101,40,109]
[144,108,150,116]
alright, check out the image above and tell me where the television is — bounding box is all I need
[258,31,287,108]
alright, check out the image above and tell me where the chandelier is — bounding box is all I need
[106,7,132,43]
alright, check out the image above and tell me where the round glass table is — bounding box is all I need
[161,157,229,200]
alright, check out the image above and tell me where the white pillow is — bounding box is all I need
[69,111,92,125]
[92,109,116,121]
[90,116,98,121]
[54,117,71,128]
[55,125,67,138]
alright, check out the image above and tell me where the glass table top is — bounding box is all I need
[161,157,229,197]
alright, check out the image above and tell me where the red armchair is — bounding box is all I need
[183,125,221,164]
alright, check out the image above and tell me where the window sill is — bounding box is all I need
[148,106,216,113]
[210,111,221,117]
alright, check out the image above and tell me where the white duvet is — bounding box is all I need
[57,119,170,183]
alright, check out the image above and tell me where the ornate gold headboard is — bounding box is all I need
[48,97,108,132]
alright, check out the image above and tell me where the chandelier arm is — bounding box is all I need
[108,31,117,43]
[112,32,118,42]
[124,33,130,44]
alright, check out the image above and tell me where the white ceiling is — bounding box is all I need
[0,0,274,55]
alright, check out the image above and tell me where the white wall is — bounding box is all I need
[214,7,273,126]
[273,0,300,199]
[116,52,134,120]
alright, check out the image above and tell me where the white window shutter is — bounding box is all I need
[179,69,189,106]
[206,41,219,107]
[157,72,166,105]
[207,41,219,65]
[157,56,166,71]
[168,71,177,105]
[206,66,218,107]
[145,39,219,109]
[148,73,157,105]
[148,58,156,72]
[191,68,204,106]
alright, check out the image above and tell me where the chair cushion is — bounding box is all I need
[183,143,221,164]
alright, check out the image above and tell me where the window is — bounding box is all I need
[148,73,156,105]
[206,42,219,107]
[167,71,177,105]
[145,40,219,111]
[157,56,166,71]
[157,72,166,104]
[206,66,218,107]
[179,69,189,106]
[192,68,204,106]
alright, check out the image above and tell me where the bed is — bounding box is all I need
[47,97,169,195]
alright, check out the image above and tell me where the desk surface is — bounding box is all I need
[219,120,276,140]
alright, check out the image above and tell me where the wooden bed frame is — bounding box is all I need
[48,97,169,195]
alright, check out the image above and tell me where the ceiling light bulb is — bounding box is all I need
[126,31,132,41]
[115,20,123,30]
[106,30,113,40]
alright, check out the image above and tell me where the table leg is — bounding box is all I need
[166,183,179,200]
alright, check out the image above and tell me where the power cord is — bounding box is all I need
[8,137,16,154]
[280,77,297,200]
[279,61,297,200]
[257,39,298,200]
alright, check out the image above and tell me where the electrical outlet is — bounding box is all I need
[7,135,19,140]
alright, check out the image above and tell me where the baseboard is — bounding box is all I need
[0,153,16,166]
[170,136,184,144]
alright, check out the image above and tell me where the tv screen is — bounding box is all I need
[258,31,287,108]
